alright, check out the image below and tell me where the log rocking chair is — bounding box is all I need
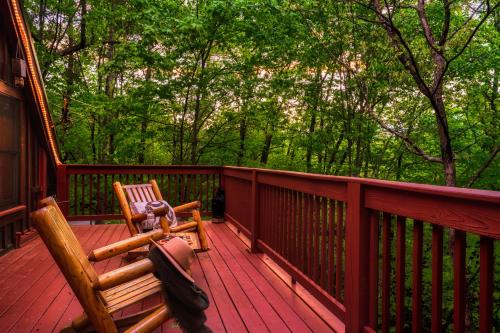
[31,197,172,333]
[113,179,208,251]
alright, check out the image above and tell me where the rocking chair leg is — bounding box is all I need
[66,313,94,332]
[193,210,208,250]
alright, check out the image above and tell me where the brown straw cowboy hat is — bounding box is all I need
[151,237,195,282]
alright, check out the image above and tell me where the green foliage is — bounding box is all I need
[24,0,498,189]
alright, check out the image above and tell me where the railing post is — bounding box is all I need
[345,182,370,333]
[56,164,69,216]
[250,170,259,252]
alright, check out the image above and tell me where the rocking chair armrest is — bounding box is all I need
[93,258,155,290]
[130,201,200,224]
[173,201,200,213]
[88,229,164,262]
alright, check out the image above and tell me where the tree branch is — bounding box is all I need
[439,0,451,45]
[417,0,439,51]
[365,104,443,163]
[57,0,87,57]
[466,145,499,187]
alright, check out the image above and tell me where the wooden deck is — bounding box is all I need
[0,221,339,332]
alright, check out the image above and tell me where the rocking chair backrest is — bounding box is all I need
[123,183,159,203]
[114,180,167,235]
[31,203,116,332]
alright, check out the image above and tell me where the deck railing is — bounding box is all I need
[56,164,222,220]
[56,165,500,333]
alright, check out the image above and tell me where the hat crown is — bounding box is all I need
[162,237,195,272]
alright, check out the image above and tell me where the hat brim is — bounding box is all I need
[151,239,195,283]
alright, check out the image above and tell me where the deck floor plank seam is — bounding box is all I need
[190,253,226,333]
[211,223,316,332]
[205,223,292,332]
[197,242,249,332]
[216,222,334,332]
[203,224,271,332]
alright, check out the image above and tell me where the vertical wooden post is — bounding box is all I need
[344,182,370,333]
[219,167,225,221]
[56,164,69,216]
[250,170,259,253]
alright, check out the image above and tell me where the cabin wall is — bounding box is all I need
[0,8,53,254]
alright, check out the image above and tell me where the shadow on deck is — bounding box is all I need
[0,221,340,332]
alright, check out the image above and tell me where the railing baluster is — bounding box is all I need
[313,196,320,283]
[369,210,379,329]
[290,190,297,266]
[302,192,308,274]
[283,188,287,256]
[479,236,493,333]
[111,174,115,214]
[81,174,85,215]
[453,230,466,333]
[277,187,283,255]
[284,188,290,260]
[89,174,93,215]
[382,213,391,333]
[173,174,178,206]
[103,174,108,215]
[432,225,443,333]
[412,220,423,333]
[96,174,101,214]
[335,200,343,300]
[396,216,406,333]
[328,199,335,295]
[73,174,78,215]
[264,185,270,244]
[321,197,327,289]
[307,194,314,276]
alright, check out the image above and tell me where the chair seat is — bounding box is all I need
[99,273,163,313]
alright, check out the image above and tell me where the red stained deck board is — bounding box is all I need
[197,250,249,332]
[204,231,269,332]
[190,254,226,333]
[213,223,333,332]
[206,224,294,332]
[0,222,337,333]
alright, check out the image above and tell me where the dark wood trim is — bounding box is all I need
[0,205,25,218]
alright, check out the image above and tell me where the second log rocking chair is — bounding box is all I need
[113,179,208,251]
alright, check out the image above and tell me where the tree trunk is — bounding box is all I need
[237,116,247,166]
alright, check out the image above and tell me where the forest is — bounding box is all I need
[24,0,498,189]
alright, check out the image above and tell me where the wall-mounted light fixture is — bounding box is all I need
[12,57,26,88]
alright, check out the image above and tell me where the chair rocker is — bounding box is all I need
[31,197,171,333]
[113,179,208,251]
